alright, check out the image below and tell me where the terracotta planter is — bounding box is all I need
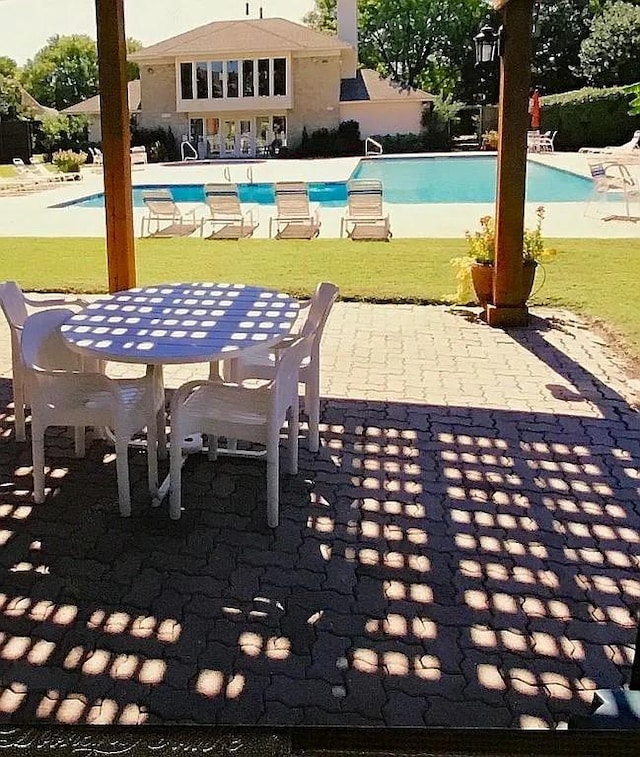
[471,261,537,307]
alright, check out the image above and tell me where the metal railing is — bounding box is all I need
[365,137,383,157]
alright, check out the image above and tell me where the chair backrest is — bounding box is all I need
[347,179,384,218]
[588,160,635,191]
[142,189,177,216]
[271,336,309,414]
[21,308,82,373]
[12,158,26,167]
[0,281,29,333]
[204,183,242,216]
[275,182,310,218]
[297,281,339,365]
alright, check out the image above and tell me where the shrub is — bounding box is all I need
[294,120,362,158]
[52,149,87,173]
[541,84,640,150]
[374,133,429,153]
[130,126,179,162]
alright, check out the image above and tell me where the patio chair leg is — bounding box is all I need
[74,426,86,457]
[115,436,131,517]
[266,436,279,528]
[14,380,26,442]
[31,422,46,504]
[287,399,299,475]
[147,417,158,496]
[307,369,320,453]
[169,427,183,520]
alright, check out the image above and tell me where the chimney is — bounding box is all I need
[337,0,358,79]
[337,0,358,50]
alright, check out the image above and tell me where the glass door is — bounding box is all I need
[222,120,237,158]
[239,119,254,157]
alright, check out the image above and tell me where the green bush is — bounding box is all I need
[130,126,179,162]
[294,120,363,158]
[374,132,429,153]
[52,149,87,173]
[541,84,640,150]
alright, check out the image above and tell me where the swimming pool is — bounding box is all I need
[59,155,594,208]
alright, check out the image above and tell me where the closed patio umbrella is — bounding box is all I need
[529,88,541,131]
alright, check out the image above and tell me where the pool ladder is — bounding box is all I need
[223,166,254,183]
[365,137,383,157]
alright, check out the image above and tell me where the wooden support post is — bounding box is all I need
[486,0,533,328]
[95,0,136,293]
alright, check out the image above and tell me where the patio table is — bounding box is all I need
[60,282,300,504]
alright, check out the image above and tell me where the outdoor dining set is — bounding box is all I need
[0,279,338,527]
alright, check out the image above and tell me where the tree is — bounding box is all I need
[0,56,17,78]
[303,0,336,32]
[304,0,488,100]
[21,35,100,110]
[126,37,143,81]
[579,1,640,86]
[0,56,23,119]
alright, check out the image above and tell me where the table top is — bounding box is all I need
[60,282,300,365]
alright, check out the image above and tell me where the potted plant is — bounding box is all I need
[481,130,499,150]
[52,149,87,175]
[451,206,556,306]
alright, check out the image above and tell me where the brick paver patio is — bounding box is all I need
[0,302,638,729]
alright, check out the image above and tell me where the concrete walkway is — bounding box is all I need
[0,301,639,728]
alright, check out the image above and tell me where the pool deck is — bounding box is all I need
[0,152,639,240]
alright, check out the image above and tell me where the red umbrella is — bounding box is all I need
[529,89,541,131]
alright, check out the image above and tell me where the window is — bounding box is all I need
[180,62,193,100]
[227,60,239,98]
[211,61,223,98]
[273,58,286,96]
[242,60,254,97]
[196,62,208,99]
[258,59,270,96]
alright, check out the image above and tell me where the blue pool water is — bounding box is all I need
[59,156,593,208]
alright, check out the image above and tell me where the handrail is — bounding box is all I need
[223,166,232,182]
[180,139,198,161]
[365,137,383,157]
[247,167,254,184]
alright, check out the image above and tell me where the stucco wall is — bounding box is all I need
[139,63,177,113]
[340,101,424,138]
[287,56,341,147]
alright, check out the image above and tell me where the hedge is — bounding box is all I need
[541,84,640,150]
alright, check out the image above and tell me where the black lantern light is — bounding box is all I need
[473,24,503,65]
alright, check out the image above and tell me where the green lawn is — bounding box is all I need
[0,236,639,363]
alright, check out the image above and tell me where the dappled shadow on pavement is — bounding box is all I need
[0,360,638,730]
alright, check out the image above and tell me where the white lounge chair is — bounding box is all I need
[579,130,640,155]
[585,160,640,222]
[269,182,321,239]
[140,189,203,238]
[203,183,259,239]
[12,158,58,186]
[221,281,339,453]
[88,147,103,165]
[22,308,164,516]
[340,179,391,241]
[169,335,309,526]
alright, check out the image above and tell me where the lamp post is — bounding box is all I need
[473,24,503,66]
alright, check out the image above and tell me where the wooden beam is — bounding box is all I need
[486,0,534,328]
[95,0,136,293]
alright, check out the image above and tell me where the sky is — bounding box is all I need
[0,0,317,64]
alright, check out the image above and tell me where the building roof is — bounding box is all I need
[20,87,58,118]
[129,18,352,60]
[62,80,141,116]
[340,69,433,103]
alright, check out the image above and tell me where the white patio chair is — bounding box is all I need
[538,130,557,152]
[579,130,640,155]
[220,282,339,453]
[0,281,95,442]
[21,308,165,516]
[340,179,391,241]
[203,183,259,239]
[169,336,309,526]
[269,182,321,239]
[585,160,640,221]
[140,189,203,238]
